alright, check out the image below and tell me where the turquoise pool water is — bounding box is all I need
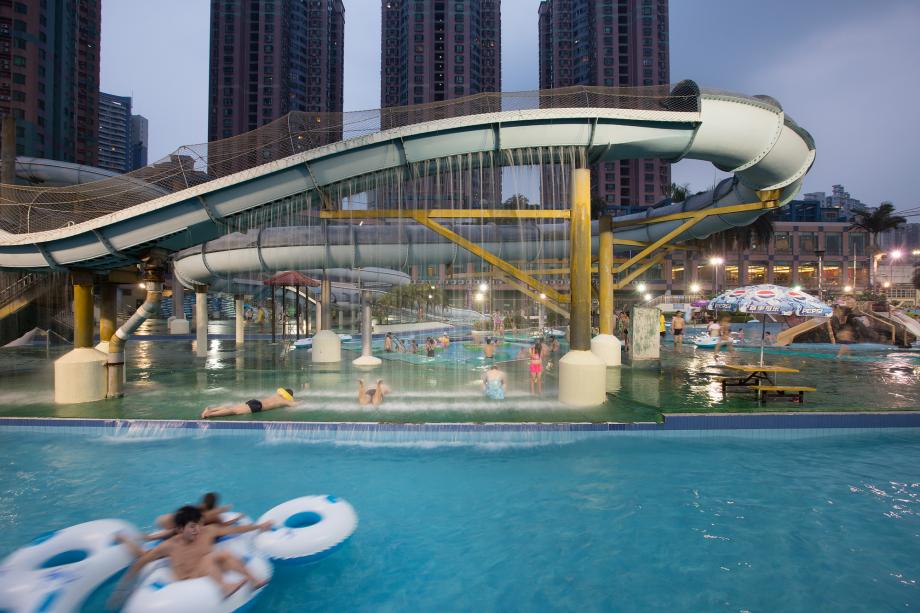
[1,425,919,611]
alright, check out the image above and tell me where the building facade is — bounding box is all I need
[97,92,131,173]
[0,0,100,165]
[207,0,345,142]
[130,114,148,170]
[538,0,670,207]
[381,0,501,108]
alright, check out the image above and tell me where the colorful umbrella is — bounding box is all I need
[707,284,833,365]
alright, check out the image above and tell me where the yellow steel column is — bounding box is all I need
[72,275,94,349]
[99,283,117,345]
[598,215,614,335]
[569,168,592,351]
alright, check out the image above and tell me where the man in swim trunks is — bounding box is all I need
[672,312,685,349]
[200,388,295,418]
[483,337,495,359]
[358,378,391,406]
[147,492,238,541]
[111,505,272,606]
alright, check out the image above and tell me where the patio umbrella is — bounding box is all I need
[707,284,833,365]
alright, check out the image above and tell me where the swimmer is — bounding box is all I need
[358,379,391,407]
[483,337,495,359]
[482,364,506,400]
[200,388,295,419]
[148,492,236,541]
[110,506,271,608]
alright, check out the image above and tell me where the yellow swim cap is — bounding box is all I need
[277,387,294,401]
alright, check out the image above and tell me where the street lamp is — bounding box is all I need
[689,282,701,294]
[643,292,652,302]
[636,282,647,293]
[843,285,853,293]
[888,250,901,290]
[709,256,724,294]
[478,282,489,292]
[814,248,825,298]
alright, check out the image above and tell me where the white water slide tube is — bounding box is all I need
[0,84,814,274]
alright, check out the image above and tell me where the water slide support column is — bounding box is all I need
[54,271,105,404]
[559,168,606,407]
[195,285,208,357]
[235,294,245,345]
[169,269,189,334]
[313,273,341,363]
[55,271,107,403]
[591,214,622,366]
[96,282,117,353]
[353,290,381,366]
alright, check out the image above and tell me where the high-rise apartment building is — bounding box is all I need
[130,115,148,170]
[207,0,345,142]
[538,0,670,207]
[98,92,131,173]
[381,0,501,108]
[0,0,101,165]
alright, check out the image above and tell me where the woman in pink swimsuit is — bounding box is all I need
[529,341,544,395]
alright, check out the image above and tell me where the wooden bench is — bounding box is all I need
[749,385,817,405]
[712,376,751,395]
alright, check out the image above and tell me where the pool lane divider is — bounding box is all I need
[2,412,920,433]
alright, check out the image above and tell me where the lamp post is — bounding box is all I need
[709,256,724,295]
[814,248,825,299]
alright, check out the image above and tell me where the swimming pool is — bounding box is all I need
[1,423,918,611]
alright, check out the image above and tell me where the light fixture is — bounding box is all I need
[890,250,902,260]
[709,256,724,266]
[428,294,433,299]
[689,283,701,293]
[636,282,647,293]
[843,285,852,293]
[478,282,488,292]
[538,293,547,300]
[474,292,484,302]
[137,283,145,289]
[883,281,891,288]
[912,249,920,256]
[792,285,802,292]
[430,285,436,290]
[643,293,652,301]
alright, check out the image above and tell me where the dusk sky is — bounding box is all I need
[101,0,920,214]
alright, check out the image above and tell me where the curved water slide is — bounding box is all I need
[0,84,814,274]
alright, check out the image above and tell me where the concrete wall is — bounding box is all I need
[625,306,660,366]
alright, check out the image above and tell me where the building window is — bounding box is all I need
[773,231,792,254]
[772,263,791,285]
[799,232,817,254]
[797,262,817,287]
[746,264,766,284]
[824,232,842,256]
[848,233,866,256]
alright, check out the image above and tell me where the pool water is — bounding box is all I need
[1,425,919,611]
[0,337,916,423]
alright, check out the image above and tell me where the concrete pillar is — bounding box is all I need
[320,276,332,331]
[592,214,621,367]
[55,274,106,404]
[558,168,605,407]
[353,291,381,366]
[195,286,208,357]
[625,306,661,366]
[338,308,344,331]
[235,294,245,345]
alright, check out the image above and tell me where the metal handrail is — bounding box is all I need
[0,272,38,307]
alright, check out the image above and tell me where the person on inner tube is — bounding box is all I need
[200,388,295,418]
[145,492,239,541]
[110,505,272,608]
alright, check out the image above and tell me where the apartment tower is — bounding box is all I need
[538,0,670,207]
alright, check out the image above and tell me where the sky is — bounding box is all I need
[100,0,920,212]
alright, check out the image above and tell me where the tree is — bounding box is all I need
[373,283,449,322]
[667,182,691,203]
[849,203,907,288]
[501,194,530,209]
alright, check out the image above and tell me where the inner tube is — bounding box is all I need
[255,495,357,564]
[0,519,140,613]
[123,515,271,613]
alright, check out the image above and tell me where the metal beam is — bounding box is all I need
[410,212,569,304]
[614,251,668,290]
[614,216,702,274]
[321,209,570,220]
[611,200,777,229]
[498,274,570,318]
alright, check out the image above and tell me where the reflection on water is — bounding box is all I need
[0,338,917,422]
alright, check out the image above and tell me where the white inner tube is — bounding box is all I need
[123,515,271,613]
[0,519,140,613]
[256,495,357,564]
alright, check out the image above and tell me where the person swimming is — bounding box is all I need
[357,379,391,406]
[482,364,506,400]
[200,388,295,418]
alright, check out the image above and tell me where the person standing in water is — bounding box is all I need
[671,312,685,349]
[529,341,544,395]
[482,364,506,400]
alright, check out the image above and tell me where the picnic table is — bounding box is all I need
[715,364,800,395]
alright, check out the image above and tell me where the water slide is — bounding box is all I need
[774,317,830,346]
[0,83,815,275]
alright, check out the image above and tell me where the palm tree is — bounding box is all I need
[849,203,907,288]
[667,182,691,203]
